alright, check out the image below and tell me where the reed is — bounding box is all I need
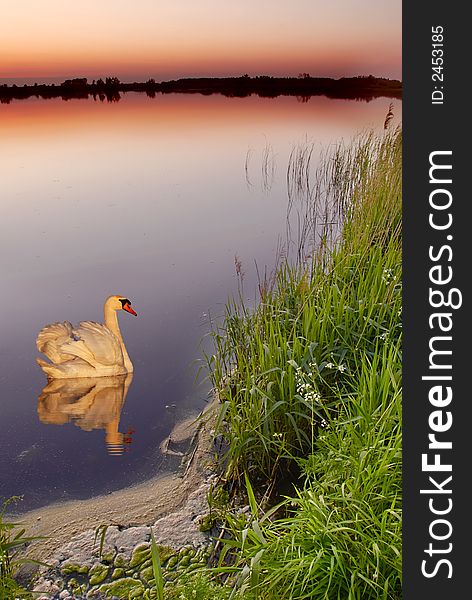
[207,127,401,484]
[205,126,402,598]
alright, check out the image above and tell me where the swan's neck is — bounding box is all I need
[104,306,134,372]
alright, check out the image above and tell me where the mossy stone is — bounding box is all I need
[139,557,153,571]
[98,577,144,599]
[114,552,129,569]
[89,563,110,585]
[61,562,90,575]
[129,543,151,567]
[71,582,86,595]
[101,549,116,564]
[179,555,191,567]
[198,514,215,532]
[155,544,175,565]
[139,565,155,584]
[166,555,179,570]
[130,586,148,599]
[111,568,125,580]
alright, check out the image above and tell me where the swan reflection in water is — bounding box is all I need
[37,373,134,455]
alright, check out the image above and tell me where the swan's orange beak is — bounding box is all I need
[123,304,137,316]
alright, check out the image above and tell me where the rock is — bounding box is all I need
[88,562,110,585]
[129,542,151,567]
[54,529,98,568]
[101,548,116,564]
[113,552,128,568]
[61,561,90,575]
[105,526,150,556]
[151,483,209,549]
[139,565,155,584]
[67,577,86,596]
[98,577,144,598]
[32,577,60,596]
[112,567,126,579]
[166,555,179,569]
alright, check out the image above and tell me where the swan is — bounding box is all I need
[36,295,137,379]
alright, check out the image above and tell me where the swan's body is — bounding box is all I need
[36,295,137,379]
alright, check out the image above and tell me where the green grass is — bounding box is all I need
[204,127,402,599]
[0,498,45,600]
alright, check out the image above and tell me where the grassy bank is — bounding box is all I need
[202,127,402,599]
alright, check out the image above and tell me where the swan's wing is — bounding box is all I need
[36,321,75,364]
[60,321,124,368]
[36,356,96,378]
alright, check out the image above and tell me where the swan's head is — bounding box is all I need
[106,295,138,316]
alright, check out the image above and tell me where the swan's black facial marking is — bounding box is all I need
[120,297,137,316]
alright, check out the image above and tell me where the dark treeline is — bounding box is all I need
[0,74,402,104]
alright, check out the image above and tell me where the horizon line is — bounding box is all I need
[0,72,402,86]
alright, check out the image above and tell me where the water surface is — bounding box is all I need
[0,93,401,512]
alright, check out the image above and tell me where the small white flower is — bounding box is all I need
[326,362,334,369]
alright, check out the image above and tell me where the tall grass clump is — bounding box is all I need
[0,498,44,600]
[206,127,402,598]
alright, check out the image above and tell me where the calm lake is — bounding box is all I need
[0,93,401,513]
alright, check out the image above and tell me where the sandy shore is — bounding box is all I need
[17,410,216,563]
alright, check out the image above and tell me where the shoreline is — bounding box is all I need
[18,408,217,565]
[1,74,402,104]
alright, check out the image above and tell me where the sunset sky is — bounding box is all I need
[0,1,401,84]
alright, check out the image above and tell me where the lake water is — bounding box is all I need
[0,92,401,513]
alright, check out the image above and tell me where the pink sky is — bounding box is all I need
[0,1,401,83]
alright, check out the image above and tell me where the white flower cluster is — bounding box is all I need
[295,362,321,405]
[325,361,347,372]
[382,267,398,284]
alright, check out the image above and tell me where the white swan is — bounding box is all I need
[36,295,137,379]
